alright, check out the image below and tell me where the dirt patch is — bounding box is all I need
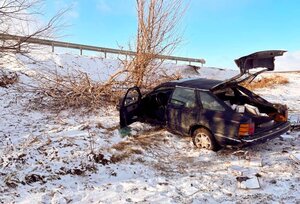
[90,153,110,165]
[25,174,44,184]
[0,70,18,88]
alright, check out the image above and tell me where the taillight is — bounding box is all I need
[275,111,288,122]
[239,122,255,136]
[273,104,288,122]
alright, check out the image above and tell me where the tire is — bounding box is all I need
[192,128,218,151]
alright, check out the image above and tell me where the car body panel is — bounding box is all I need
[167,103,200,134]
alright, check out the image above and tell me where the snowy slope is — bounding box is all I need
[0,52,299,204]
[2,50,239,83]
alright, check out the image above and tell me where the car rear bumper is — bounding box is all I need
[216,121,290,147]
[240,121,290,145]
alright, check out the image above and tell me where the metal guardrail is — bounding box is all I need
[0,33,205,65]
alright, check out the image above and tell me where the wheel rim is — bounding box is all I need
[194,132,211,149]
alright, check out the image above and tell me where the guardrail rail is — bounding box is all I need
[0,33,205,66]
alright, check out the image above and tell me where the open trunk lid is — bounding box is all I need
[212,50,286,91]
[235,50,286,73]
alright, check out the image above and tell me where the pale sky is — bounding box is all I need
[44,0,300,70]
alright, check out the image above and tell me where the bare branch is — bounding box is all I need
[0,0,68,59]
[121,0,188,88]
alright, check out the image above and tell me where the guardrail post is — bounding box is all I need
[104,52,107,58]
[51,43,54,52]
[80,48,83,55]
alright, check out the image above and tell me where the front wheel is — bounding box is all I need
[192,128,218,151]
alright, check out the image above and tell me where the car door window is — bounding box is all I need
[170,87,196,108]
[124,89,141,106]
[199,91,225,111]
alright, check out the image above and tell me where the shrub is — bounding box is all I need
[26,69,123,111]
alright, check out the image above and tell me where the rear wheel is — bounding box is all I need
[192,128,218,151]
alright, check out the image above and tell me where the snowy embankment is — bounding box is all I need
[0,51,299,203]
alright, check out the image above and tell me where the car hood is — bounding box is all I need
[212,50,286,91]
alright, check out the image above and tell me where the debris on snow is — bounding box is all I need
[249,154,263,167]
[291,124,300,131]
[228,165,258,177]
[232,150,248,157]
[228,165,247,176]
[230,151,263,167]
[280,134,296,142]
[289,152,300,164]
[290,114,300,131]
[237,176,261,189]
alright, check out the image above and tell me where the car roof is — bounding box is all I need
[156,77,223,90]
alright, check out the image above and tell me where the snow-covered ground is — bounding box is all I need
[0,52,299,203]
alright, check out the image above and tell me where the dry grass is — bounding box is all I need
[110,141,143,163]
[110,148,143,163]
[0,70,18,88]
[242,75,289,90]
[109,128,166,163]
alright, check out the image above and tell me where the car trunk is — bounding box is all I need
[212,50,288,135]
[214,85,288,130]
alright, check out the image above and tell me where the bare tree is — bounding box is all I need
[0,0,65,58]
[125,0,187,87]
[85,0,187,93]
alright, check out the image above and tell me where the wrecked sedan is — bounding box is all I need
[119,50,290,151]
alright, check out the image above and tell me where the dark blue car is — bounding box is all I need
[119,50,290,151]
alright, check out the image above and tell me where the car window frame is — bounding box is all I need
[146,86,174,102]
[197,89,230,112]
[169,86,199,109]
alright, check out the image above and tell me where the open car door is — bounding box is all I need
[212,50,286,91]
[119,86,142,128]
